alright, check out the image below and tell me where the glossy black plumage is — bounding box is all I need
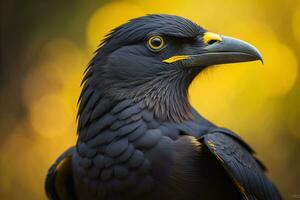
[45,14,282,200]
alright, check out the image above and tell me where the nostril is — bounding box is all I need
[207,39,219,45]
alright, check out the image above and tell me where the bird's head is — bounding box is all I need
[82,14,262,122]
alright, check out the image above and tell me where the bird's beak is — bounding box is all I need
[163,32,263,67]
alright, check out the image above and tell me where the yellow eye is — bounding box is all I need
[148,36,164,51]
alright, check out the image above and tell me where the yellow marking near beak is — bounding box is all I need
[163,55,190,63]
[203,32,222,44]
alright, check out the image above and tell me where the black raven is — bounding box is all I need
[45,14,282,200]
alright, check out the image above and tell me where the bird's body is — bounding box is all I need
[71,99,240,200]
[46,14,282,200]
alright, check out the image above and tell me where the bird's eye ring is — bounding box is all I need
[148,36,164,51]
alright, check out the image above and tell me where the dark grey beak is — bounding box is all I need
[185,35,263,67]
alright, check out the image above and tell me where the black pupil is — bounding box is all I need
[151,38,162,47]
[208,39,218,45]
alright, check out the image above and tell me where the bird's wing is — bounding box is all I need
[200,129,282,200]
[45,146,76,200]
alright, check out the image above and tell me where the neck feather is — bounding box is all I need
[77,66,200,134]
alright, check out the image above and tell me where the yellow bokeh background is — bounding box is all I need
[1,0,300,199]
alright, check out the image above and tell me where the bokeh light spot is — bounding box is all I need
[29,94,73,138]
[22,38,84,109]
[259,43,298,97]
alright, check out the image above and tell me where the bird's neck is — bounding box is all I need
[128,69,196,122]
[77,67,201,137]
